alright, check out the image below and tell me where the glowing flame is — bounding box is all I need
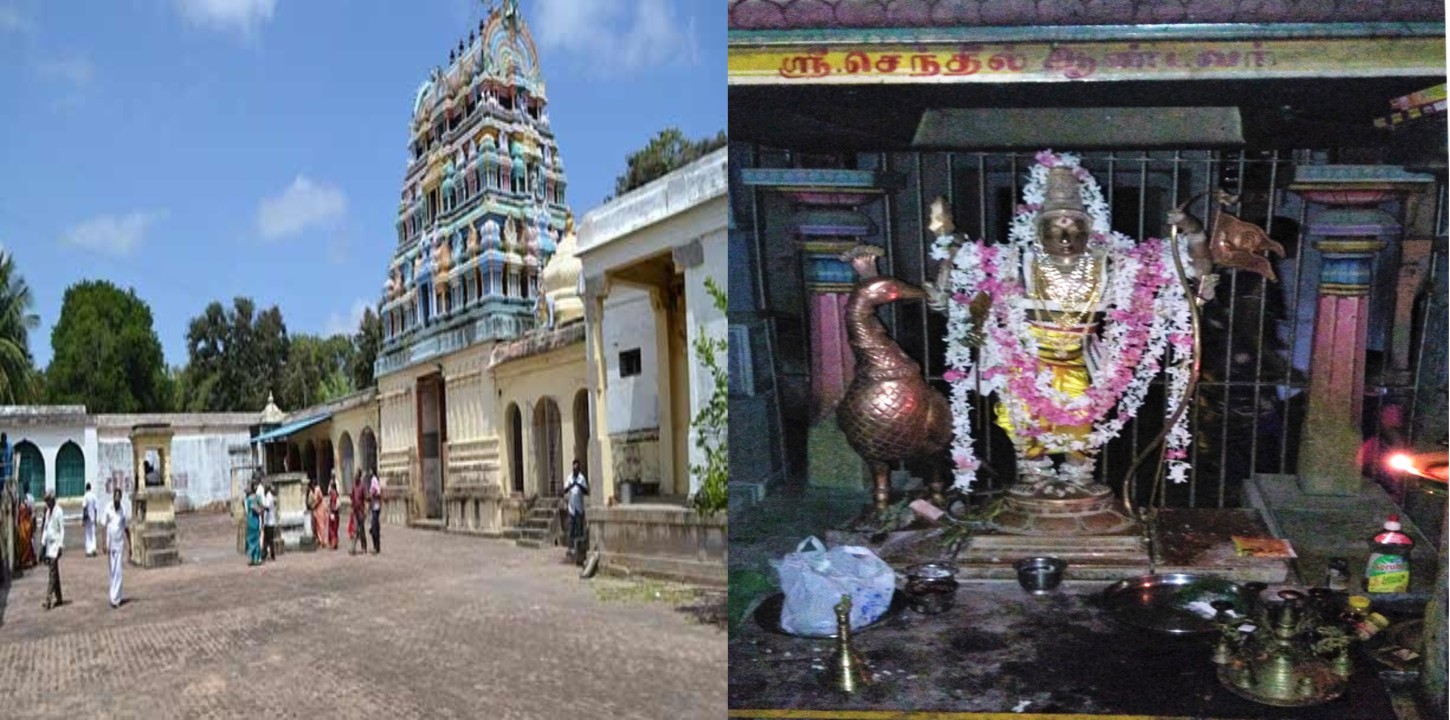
[1386,453,1415,473]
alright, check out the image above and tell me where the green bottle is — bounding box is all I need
[1364,514,1414,593]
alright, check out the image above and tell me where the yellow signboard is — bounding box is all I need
[728,37,1445,85]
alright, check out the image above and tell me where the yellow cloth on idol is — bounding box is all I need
[995,322,1092,457]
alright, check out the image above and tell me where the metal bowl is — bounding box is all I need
[1014,556,1067,594]
[1103,573,1246,635]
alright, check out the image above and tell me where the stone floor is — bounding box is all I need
[0,512,725,719]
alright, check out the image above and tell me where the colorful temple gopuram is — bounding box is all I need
[370,0,590,534]
[378,0,568,351]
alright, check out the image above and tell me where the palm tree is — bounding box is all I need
[0,249,39,403]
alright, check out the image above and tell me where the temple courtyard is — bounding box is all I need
[0,512,725,718]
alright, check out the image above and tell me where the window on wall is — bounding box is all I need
[56,441,84,498]
[619,349,642,378]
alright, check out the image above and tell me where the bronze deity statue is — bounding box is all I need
[836,245,953,511]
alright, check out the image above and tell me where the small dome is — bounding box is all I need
[538,215,583,326]
[260,392,285,425]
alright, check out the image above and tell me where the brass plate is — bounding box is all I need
[1103,573,1246,635]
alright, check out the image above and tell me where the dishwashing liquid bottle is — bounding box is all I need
[1364,514,1414,593]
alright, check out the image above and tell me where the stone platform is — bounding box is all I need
[828,507,1291,584]
[133,520,180,567]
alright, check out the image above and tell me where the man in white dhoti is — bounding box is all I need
[40,491,64,609]
[101,487,129,609]
[82,483,99,557]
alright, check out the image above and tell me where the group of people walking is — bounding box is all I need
[18,483,132,612]
[242,469,382,565]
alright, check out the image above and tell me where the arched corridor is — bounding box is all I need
[359,428,378,476]
[340,432,355,491]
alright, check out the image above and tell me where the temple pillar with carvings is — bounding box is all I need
[740,168,902,489]
[1289,165,1433,496]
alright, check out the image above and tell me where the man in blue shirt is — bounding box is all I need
[0,432,11,491]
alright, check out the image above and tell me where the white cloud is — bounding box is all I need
[256,175,347,241]
[61,211,165,257]
[533,0,696,72]
[173,0,276,36]
[34,57,94,87]
[0,4,32,33]
[324,298,371,337]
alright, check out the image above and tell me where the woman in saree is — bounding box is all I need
[244,481,262,566]
[327,474,340,550]
[18,493,36,569]
[308,479,327,549]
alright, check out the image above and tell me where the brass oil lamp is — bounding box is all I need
[1212,588,1355,706]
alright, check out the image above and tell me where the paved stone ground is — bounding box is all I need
[0,512,724,719]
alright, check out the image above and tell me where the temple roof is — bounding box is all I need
[414,0,546,122]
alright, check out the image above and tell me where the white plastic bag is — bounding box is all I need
[771,536,895,636]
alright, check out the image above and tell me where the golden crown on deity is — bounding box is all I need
[1036,166,1090,229]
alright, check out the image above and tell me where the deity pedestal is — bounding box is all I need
[988,482,1136,535]
[960,479,1147,574]
[740,168,902,491]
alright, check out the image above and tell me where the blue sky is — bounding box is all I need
[0,0,725,369]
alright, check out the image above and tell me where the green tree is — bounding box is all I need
[45,281,170,412]
[611,127,727,198]
[279,333,356,410]
[178,298,290,412]
[0,250,39,403]
[351,307,382,390]
[690,277,728,517]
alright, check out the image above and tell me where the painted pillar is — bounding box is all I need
[740,169,902,489]
[1289,166,1433,495]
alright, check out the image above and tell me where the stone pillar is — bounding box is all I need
[739,168,902,490]
[1388,189,1438,381]
[649,286,677,497]
[1290,166,1433,496]
[581,276,612,505]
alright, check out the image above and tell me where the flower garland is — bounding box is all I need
[933,151,1195,491]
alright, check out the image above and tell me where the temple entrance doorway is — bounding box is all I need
[507,403,524,493]
[533,398,562,496]
[339,432,355,492]
[416,374,446,520]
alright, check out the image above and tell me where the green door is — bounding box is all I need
[56,442,84,498]
[15,441,43,500]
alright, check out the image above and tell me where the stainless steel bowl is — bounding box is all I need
[1014,556,1067,594]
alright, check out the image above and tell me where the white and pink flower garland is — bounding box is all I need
[931,151,1196,492]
